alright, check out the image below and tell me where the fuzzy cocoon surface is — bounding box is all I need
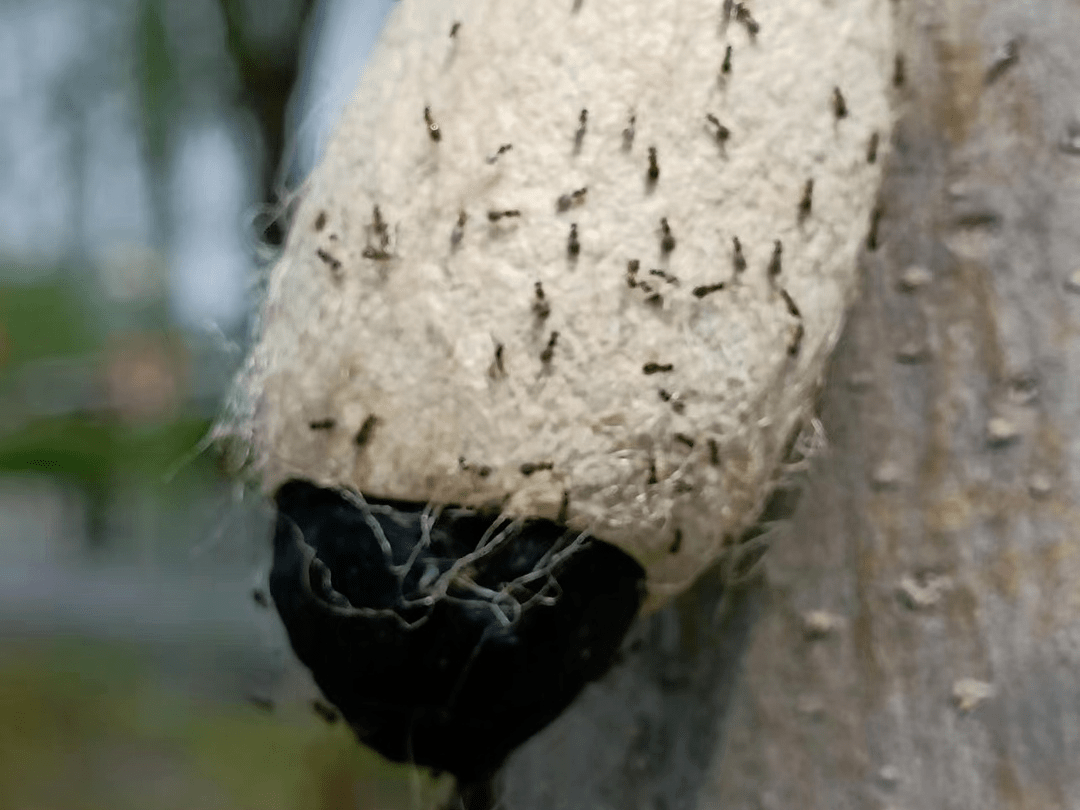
[227,0,895,605]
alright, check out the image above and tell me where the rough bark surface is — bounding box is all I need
[503,1,1080,807]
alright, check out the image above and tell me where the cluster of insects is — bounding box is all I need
[626,259,666,305]
[299,0,883,504]
[262,7,895,794]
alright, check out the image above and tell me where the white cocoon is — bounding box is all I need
[226,0,895,606]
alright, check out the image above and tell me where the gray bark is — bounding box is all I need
[503,1,1080,807]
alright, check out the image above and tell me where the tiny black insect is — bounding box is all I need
[354,415,379,447]
[649,268,679,285]
[708,438,721,465]
[674,433,695,448]
[693,282,725,298]
[486,144,513,164]
[659,218,676,253]
[313,211,327,232]
[647,146,660,183]
[985,39,1019,85]
[623,113,637,150]
[574,108,588,151]
[371,205,390,248]
[316,248,343,275]
[706,113,730,145]
[488,209,522,222]
[449,21,461,37]
[633,277,663,305]
[643,362,674,375]
[424,105,441,141]
[556,187,588,212]
[798,179,814,222]
[247,695,274,712]
[893,53,906,88]
[540,331,560,364]
[308,418,336,431]
[362,246,393,261]
[867,131,880,164]
[732,236,747,275]
[533,281,551,320]
[450,210,467,247]
[721,44,733,75]
[647,458,659,485]
[520,461,555,476]
[767,240,783,279]
[458,456,493,478]
[668,529,683,555]
[567,224,581,257]
[658,389,684,411]
[734,3,759,36]
[788,323,805,357]
[867,204,883,250]
[626,259,641,288]
[832,87,848,120]
[312,699,340,724]
[778,287,802,319]
[490,343,507,378]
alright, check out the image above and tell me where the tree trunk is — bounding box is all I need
[503,1,1080,807]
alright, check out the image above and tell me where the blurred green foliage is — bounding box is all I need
[0,638,452,810]
[0,280,97,369]
[135,0,180,175]
[0,413,214,486]
[0,277,217,489]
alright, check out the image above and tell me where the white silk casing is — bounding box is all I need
[227,0,894,607]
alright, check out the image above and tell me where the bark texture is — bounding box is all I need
[503,0,1080,807]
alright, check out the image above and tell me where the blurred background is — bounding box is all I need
[0,0,456,807]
